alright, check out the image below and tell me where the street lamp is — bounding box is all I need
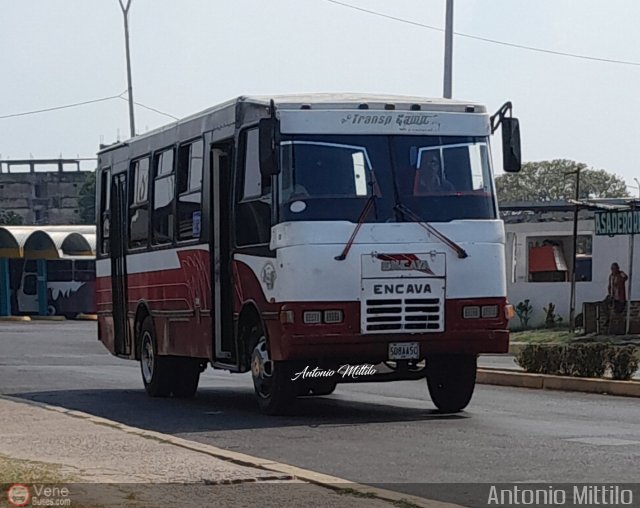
[634,177,640,198]
[119,0,136,138]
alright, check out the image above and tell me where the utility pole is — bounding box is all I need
[568,168,581,333]
[443,0,454,99]
[119,0,136,138]
[626,200,636,334]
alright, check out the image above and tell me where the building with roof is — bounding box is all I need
[501,200,639,332]
[0,159,94,225]
[0,226,96,317]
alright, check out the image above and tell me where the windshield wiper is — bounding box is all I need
[394,203,468,259]
[335,172,380,261]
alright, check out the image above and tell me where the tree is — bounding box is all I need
[496,159,629,203]
[78,170,96,225]
[0,210,23,225]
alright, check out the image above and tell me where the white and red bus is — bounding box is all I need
[96,94,521,414]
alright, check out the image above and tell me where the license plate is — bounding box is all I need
[388,342,420,360]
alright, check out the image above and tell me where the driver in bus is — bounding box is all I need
[414,152,454,194]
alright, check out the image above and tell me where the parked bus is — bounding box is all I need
[96,94,521,414]
[10,258,96,317]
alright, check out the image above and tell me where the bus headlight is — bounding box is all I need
[463,306,480,319]
[323,310,344,324]
[303,311,323,324]
[481,305,499,318]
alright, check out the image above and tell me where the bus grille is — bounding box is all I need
[364,298,443,333]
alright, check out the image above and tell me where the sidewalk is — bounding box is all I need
[0,397,446,508]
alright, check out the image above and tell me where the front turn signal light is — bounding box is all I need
[505,304,515,320]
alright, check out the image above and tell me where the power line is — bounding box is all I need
[323,0,640,67]
[118,96,179,120]
[0,92,127,120]
[0,91,179,124]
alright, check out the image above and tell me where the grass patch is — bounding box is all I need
[510,329,576,344]
[337,487,378,498]
[393,500,423,508]
[0,454,69,484]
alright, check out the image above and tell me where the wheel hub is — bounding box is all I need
[141,332,154,383]
[251,338,273,397]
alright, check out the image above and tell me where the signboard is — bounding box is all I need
[595,210,640,236]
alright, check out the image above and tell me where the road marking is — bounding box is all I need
[566,437,640,446]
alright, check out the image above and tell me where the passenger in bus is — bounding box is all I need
[414,152,454,194]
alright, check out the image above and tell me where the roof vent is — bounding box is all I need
[358,103,369,110]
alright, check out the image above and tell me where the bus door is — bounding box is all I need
[211,142,234,363]
[110,172,131,356]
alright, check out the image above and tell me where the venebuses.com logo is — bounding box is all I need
[6,483,71,506]
[7,484,30,507]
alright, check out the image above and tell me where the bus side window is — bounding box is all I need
[99,168,110,255]
[235,128,271,247]
[152,148,176,245]
[176,139,203,241]
[128,157,150,249]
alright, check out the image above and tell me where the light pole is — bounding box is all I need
[634,177,640,198]
[119,0,136,138]
[443,0,454,98]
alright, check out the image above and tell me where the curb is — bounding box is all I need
[29,315,66,321]
[477,368,640,397]
[0,395,460,508]
[76,313,98,321]
[0,316,31,321]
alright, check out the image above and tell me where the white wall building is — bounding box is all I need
[502,202,639,329]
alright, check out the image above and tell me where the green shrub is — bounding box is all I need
[515,299,533,329]
[561,344,608,378]
[514,343,639,379]
[606,346,640,381]
[515,344,562,374]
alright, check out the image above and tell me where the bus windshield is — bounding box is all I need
[279,134,496,223]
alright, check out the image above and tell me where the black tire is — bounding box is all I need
[139,316,172,397]
[171,359,201,398]
[426,354,477,413]
[248,323,296,415]
[297,380,337,396]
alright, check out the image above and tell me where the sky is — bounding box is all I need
[0,0,639,192]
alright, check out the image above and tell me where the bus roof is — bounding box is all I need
[98,93,488,154]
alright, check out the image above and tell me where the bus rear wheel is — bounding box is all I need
[171,359,201,398]
[139,316,172,397]
[426,354,477,413]
[250,335,296,415]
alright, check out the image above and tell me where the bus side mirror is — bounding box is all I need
[501,117,521,173]
[259,117,280,177]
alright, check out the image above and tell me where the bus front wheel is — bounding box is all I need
[426,354,477,413]
[139,316,172,397]
[250,333,296,415]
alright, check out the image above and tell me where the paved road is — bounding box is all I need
[1,321,639,503]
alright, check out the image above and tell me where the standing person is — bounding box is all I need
[608,262,628,313]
